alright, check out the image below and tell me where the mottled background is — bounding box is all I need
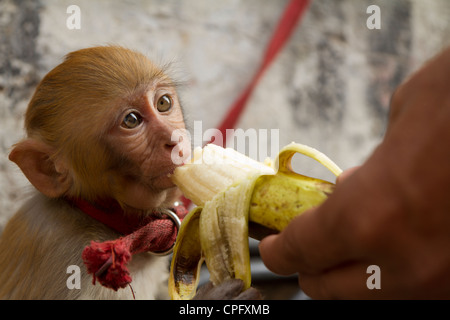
[1,0,449,299]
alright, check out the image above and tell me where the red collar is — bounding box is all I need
[72,197,189,291]
[67,197,186,235]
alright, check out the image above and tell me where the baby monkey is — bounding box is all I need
[0,46,260,300]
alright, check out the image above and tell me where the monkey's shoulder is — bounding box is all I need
[0,192,169,299]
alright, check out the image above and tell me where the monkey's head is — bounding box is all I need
[10,46,190,211]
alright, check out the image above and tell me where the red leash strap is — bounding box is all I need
[181,0,310,209]
[213,0,310,146]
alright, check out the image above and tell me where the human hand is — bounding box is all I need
[259,47,450,299]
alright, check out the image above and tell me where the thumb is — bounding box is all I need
[336,166,360,185]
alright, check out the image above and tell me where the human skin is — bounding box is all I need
[259,47,450,299]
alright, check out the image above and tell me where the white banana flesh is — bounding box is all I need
[168,142,342,300]
[171,144,275,206]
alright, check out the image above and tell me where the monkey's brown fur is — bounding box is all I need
[0,46,187,299]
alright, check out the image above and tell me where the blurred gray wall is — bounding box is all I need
[1,0,450,229]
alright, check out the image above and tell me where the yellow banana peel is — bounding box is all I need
[169,142,342,300]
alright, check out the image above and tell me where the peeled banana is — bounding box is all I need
[168,142,342,300]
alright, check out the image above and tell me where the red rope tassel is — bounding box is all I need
[78,202,188,291]
[82,240,132,290]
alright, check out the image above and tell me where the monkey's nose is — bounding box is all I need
[165,140,177,150]
[164,141,189,167]
[165,142,183,157]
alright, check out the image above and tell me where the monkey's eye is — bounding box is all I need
[122,112,143,129]
[157,94,172,112]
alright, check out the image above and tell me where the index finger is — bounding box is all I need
[258,204,349,276]
[258,166,369,276]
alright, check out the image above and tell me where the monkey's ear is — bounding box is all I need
[9,139,71,198]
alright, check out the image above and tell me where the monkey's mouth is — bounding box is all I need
[148,166,178,190]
